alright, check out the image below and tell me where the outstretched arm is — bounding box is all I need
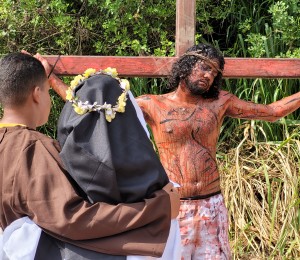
[49,73,68,101]
[226,92,300,122]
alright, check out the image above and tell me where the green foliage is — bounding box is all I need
[229,0,300,58]
[1,1,300,257]
[1,0,298,58]
[195,0,234,45]
[0,0,176,56]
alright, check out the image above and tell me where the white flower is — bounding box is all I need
[120,79,130,90]
[67,67,129,121]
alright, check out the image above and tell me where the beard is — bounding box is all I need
[185,78,209,96]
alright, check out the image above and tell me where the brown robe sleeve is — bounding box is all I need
[6,130,170,256]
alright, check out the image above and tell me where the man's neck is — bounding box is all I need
[0,110,36,129]
[171,83,203,105]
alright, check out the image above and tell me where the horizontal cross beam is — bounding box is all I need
[45,56,300,79]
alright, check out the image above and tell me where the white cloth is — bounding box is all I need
[128,93,182,260]
[0,217,42,260]
[128,91,150,138]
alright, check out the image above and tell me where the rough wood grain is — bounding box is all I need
[45,56,300,79]
[176,0,196,56]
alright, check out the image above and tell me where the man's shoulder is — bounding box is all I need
[27,129,60,152]
[137,94,155,100]
[137,93,170,103]
[21,127,53,142]
[217,90,235,101]
[4,126,59,150]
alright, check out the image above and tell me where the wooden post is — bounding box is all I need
[175,0,196,56]
[44,56,300,78]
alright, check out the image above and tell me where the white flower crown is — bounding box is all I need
[65,67,130,122]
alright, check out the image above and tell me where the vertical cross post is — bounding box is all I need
[175,0,196,56]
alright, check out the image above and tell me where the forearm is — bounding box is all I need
[227,92,300,122]
[48,74,68,101]
[43,192,171,256]
[268,92,300,120]
[30,190,170,240]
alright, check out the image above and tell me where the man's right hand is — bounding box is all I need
[21,50,53,77]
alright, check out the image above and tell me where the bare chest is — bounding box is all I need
[152,105,220,144]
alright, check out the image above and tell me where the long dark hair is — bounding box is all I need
[168,43,225,99]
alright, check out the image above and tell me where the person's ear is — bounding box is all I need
[32,86,41,104]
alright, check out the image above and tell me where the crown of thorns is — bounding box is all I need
[182,51,223,74]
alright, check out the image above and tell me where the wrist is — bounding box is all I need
[48,75,68,100]
[48,75,59,89]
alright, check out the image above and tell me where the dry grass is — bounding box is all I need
[219,124,300,259]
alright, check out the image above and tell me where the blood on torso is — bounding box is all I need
[137,93,228,197]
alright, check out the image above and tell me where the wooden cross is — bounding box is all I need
[44,0,300,79]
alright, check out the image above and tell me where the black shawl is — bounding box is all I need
[57,74,169,204]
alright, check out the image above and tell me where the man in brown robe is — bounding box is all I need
[0,52,179,259]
